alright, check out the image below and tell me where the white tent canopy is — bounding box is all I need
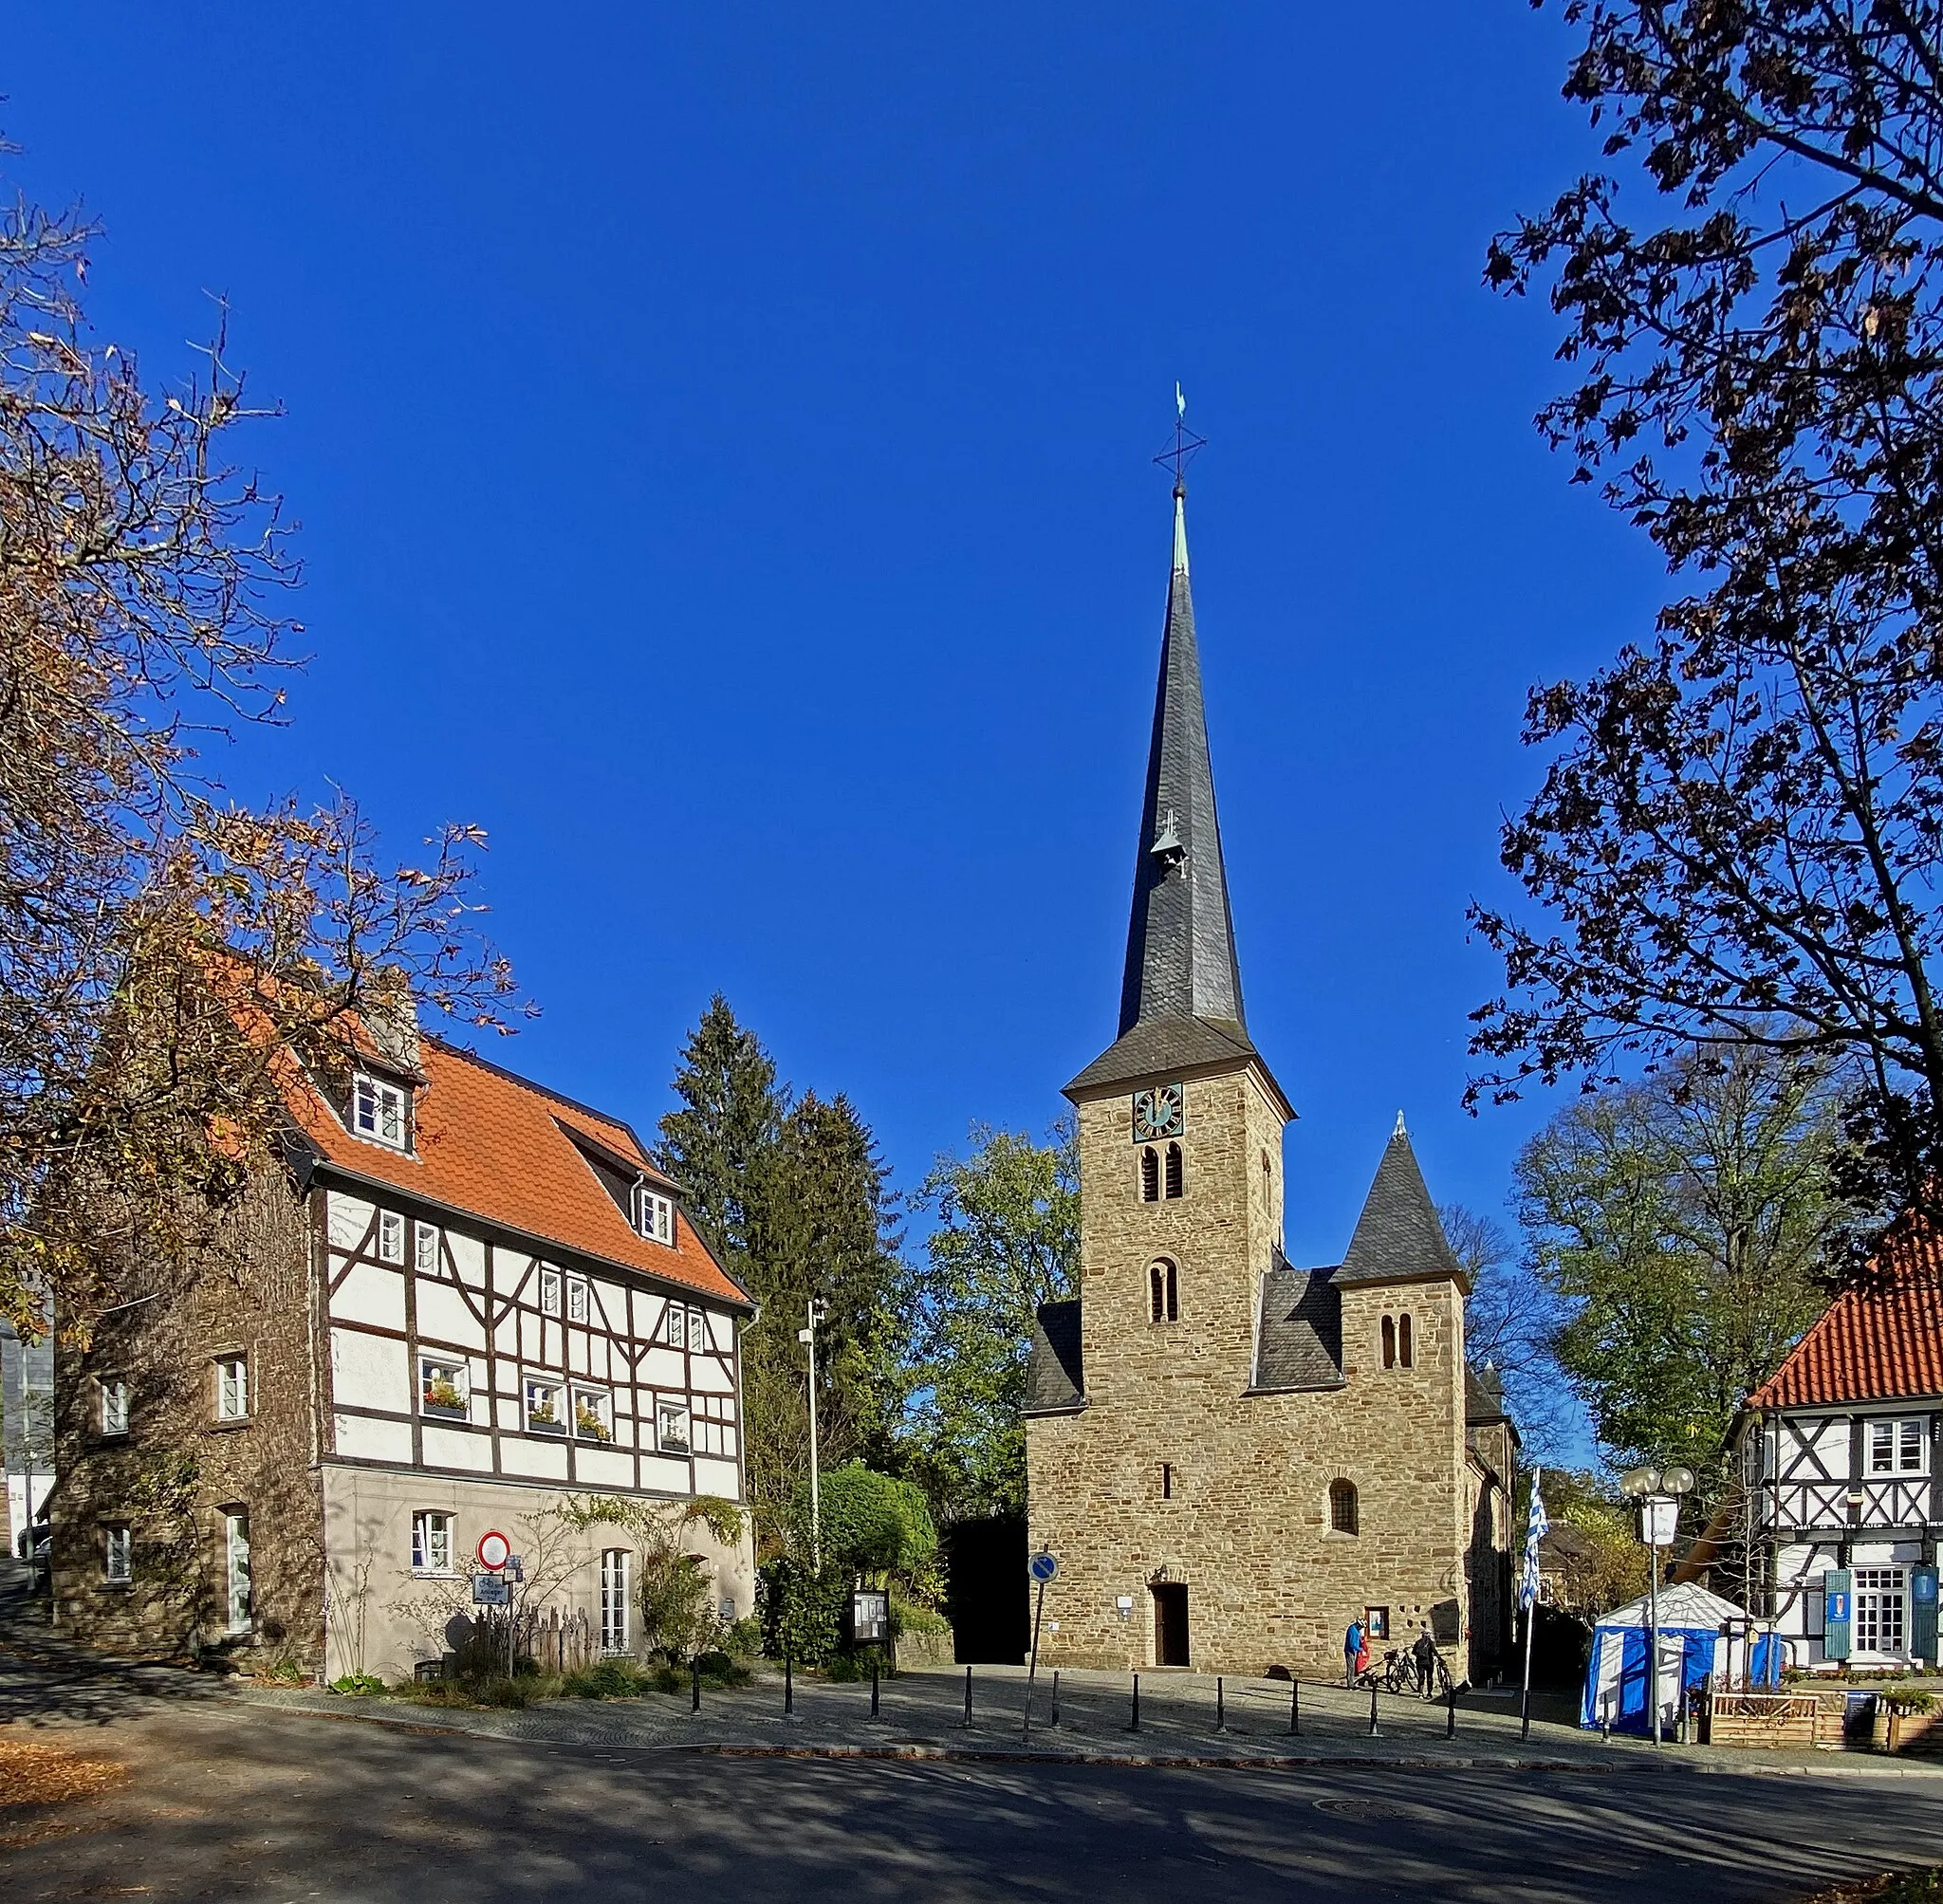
[1598,1582,1744,1631]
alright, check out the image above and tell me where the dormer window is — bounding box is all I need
[632,1180,675,1245]
[353,1073,410,1152]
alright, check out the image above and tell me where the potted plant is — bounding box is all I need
[425,1374,466,1414]
[575,1402,611,1442]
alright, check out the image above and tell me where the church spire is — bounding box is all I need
[1116,469,1248,1039]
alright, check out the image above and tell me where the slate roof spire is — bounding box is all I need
[1334,1118,1470,1290]
[1116,478,1248,1040]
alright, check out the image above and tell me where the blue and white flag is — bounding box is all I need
[1520,1467,1548,1611]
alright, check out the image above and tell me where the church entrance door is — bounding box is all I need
[1152,1582,1190,1667]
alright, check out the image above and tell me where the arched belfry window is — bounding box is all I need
[1398,1312,1415,1369]
[1329,1479,1360,1536]
[1140,1147,1159,1203]
[1164,1142,1183,1200]
[1380,1315,1397,1369]
[1148,1259,1178,1324]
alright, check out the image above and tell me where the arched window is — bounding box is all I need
[1148,1259,1178,1324]
[1140,1147,1159,1203]
[1329,1479,1359,1536]
[1164,1141,1183,1199]
[1380,1315,1397,1369]
[1398,1312,1414,1368]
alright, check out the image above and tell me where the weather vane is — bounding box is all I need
[1154,381,1207,493]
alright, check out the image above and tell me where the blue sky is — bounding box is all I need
[6,5,1666,1308]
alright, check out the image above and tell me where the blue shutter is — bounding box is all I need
[1913,1566,1939,1664]
[1823,1567,1852,1661]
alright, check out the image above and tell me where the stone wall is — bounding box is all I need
[1026,1058,1473,1678]
[49,1170,325,1669]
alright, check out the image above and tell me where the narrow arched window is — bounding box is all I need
[1330,1479,1359,1536]
[1398,1312,1414,1368]
[1165,1259,1179,1322]
[1164,1142,1183,1199]
[1140,1147,1159,1203]
[1381,1315,1397,1369]
[1149,1261,1166,1322]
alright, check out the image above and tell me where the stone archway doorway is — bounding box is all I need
[1152,1581,1190,1667]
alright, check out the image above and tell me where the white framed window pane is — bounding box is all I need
[379,1212,404,1264]
[415,1222,438,1273]
[1901,1420,1926,1472]
[665,1305,685,1348]
[354,1077,377,1134]
[601,1549,630,1652]
[378,1085,402,1144]
[1870,1421,1893,1473]
[217,1358,248,1419]
[105,1525,131,1581]
[687,1311,707,1354]
[567,1279,588,1323]
[657,1402,691,1452]
[527,1379,558,1426]
[102,1380,129,1434]
[541,1270,561,1316]
[226,1513,251,1633]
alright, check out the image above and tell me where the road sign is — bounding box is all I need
[1028,1551,1058,1585]
[472,1573,511,1606]
[503,1555,523,1581]
[1638,1496,1678,1546]
[477,1529,512,1571]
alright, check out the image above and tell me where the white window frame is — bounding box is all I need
[539,1268,562,1317]
[215,1355,249,1422]
[566,1276,589,1324]
[657,1399,692,1454]
[414,1220,440,1275]
[352,1072,409,1151]
[525,1376,561,1431]
[104,1524,131,1583]
[419,1357,470,1414]
[572,1386,614,1442]
[694,1393,737,1458]
[378,1211,405,1266]
[664,1303,687,1349]
[632,1181,674,1246]
[412,1508,455,1575]
[601,1548,631,1654]
[100,1377,130,1437]
[225,1511,252,1635]
[687,1309,708,1354]
[1853,1565,1909,1656]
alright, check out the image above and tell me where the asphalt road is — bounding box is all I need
[5,1703,1941,1903]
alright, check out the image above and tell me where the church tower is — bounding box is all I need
[1023,453,1495,1680]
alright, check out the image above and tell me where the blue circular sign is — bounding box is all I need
[1029,1550,1058,1584]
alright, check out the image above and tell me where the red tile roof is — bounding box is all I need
[1749,1225,1943,1408]
[287,1034,749,1310]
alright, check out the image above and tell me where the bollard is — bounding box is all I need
[1215,1675,1226,1734]
[1289,1676,1300,1736]
[871,1651,879,1719]
[1051,1670,1061,1729]
[692,1657,702,1714]
[785,1650,794,1717]
[1445,1674,1456,1740]
[964,1665,973,1728]
[1130,1672,1141,1733]
[1368,1679,1379,1737]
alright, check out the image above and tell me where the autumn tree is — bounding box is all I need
[1515,1044,1845,1474]
[1474,2,1943,1233]
[903,1122,1080,1525]
[0,152,519,1339]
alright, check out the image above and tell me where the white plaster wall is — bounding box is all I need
[336,1414,414,1464]
[331,1328,411,1413]
[416,1282,486,1352]
[327,1192,375,1249]
[331,1262,406,1333]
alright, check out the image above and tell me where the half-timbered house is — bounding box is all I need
[48,986,756,1681]
[1740,1224,1941,1672]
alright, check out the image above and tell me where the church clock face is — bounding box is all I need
[1131,1083,1185,1143]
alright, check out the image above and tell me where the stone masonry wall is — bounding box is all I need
[50,1169,325,1669]
[1027,1060,1471,1677]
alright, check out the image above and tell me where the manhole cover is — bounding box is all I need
[1311,1798,1406,1819]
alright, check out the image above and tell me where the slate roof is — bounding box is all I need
[1023,1301,1086,1414]
[1333,1121,1470,1291]
[1749,1222,1943,1408]
[1250,1264,1345,1392]
[284,1033,749,1310]
[1466,1365,1508,1423]
[1064,1012,1262,1099]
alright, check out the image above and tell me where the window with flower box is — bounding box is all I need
[526,1377,563,1433]
[573,1387,614,1442]
[657,1399,692,1454]
[420,1357,470,1418]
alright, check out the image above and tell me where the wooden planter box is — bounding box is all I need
[1873,1706,1941,1753]
[1706,1692,1821,1749]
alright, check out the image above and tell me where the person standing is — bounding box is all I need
[1343,1617,1364,1688]
[1412,1626,1439,1701]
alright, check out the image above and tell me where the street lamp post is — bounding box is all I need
[1620,1463,1695,1746]
[797,1301,827,1571]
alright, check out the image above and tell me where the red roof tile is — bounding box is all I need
[1749,1225,1943,1408]
[287,1034,748,1310]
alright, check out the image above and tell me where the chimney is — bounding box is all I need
[365,966,421,1074]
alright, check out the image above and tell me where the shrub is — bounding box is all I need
[757,1556,845,1664]
[722,1616,765,1661]
[563,1658,649,1699]
[1884,1690,1937,1714]
[330,1673,385,1696]
[795,1464,938,1579]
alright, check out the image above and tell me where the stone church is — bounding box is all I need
[1023,475,1517,1683]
